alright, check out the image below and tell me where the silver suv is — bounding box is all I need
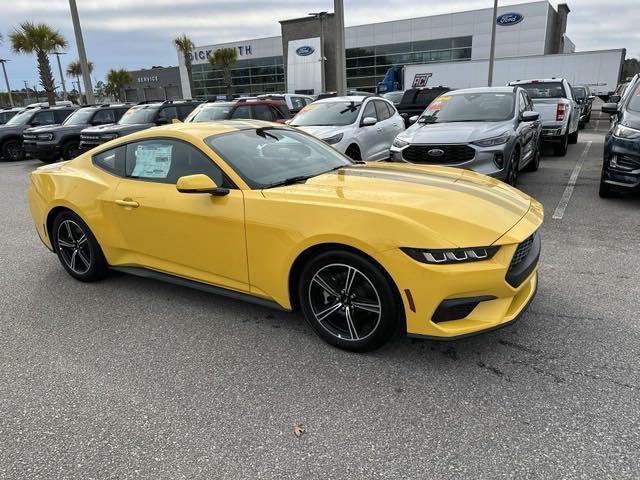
[389,86,541,186]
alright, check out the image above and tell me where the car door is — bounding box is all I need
[358,99,382,160]
[110,137,249,292]
[374,100,404,158]
[516,91,534,163]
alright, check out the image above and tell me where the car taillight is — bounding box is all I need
[556,103,566,121]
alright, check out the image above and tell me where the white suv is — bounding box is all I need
[289,96,405,161]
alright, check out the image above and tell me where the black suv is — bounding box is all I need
[79,100,200,152]
[23,104,131,162]
[396,86,451,126]
[600,75,640,197]
[0,105,77,161]
[0,107,23,125]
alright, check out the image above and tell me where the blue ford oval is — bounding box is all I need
[496,12,524,26]
[296,46,315,56]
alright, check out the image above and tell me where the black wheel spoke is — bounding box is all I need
[312,274,339,298]
[345,307,359,340]
[314,302,342,322]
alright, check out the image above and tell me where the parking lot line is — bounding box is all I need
[552,141,593,220]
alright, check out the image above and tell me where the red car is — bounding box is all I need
[185,98,291,123]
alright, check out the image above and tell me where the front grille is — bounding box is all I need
[402,144,475,164]
[81,135,101,141]
[23,134,36,141]
[616,154,640,170]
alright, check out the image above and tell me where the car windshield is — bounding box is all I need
[290,101,362,126]
[206,128,353,189]
[518,82,565,99]
[118,106,158,124]
[63,108,95,125]
[420,92,515,123]
[186,104,233,122]
[627,84,640,113]
[383,91,404,103]
[6,110,33,125]
[573,87,587,100]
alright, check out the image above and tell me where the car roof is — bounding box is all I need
[141,120,286,140]
[448,86,515,95]
[314,95,369,103]
[510,78,565,84]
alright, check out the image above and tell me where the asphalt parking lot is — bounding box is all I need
[1,108,639,479]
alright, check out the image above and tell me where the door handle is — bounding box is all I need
[116,199,139,208]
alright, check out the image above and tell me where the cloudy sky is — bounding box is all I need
[0,0,638,91]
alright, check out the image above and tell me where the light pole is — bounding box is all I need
[308,11,328,93]
[23,80,31,102]
[0,59,14,107]
[52,51,68,100]
[334,0,347,96]
[69,0,94,104]
[487,0,499,86]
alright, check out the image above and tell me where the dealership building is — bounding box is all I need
[178,1,614,99]
[122,66,184,103]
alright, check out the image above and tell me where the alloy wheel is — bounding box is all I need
[56,219,92,275]
[308,263,382,342]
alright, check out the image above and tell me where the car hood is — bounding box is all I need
[399,121,512,144]
[0,124,28,136]
[295,125,351,140]
[262,163,534,247]
[82,123,150,135]
[25,124,67,134]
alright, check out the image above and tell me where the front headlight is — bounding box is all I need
[613,124,640,140]
[401,246,500,264]
[472,131,511,147]
[102,133,119,140]
[37,133,54,141]
[392,137,409,148]
[322,133,343,145]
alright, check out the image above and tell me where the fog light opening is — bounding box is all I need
[494,153,504,169]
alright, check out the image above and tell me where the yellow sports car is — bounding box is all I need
[28,121,543,351]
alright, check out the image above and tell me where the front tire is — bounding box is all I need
[52,211,108,282]
[598,175,618,198]
[506,147,520,186]
[298,250,398,352]
[345,144,361,161]
[524,143,540,172]
[62,140,80,160]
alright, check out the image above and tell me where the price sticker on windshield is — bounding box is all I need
[427,96,450,111]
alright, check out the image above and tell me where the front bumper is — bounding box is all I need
[79,137,109,153]
[602,135,640,190]
[22,140,59,159]
[389,142,512,180]
[378,202,543,339]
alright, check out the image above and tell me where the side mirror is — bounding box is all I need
[176,174,229,196]
[30,121,40,127]
[609,94,621,103]
[521,111,540,122]
[601,103,620,115]
[409,115,419,125]
[588,95,595,101]
[155,118,169,126]
[361,116,377,127]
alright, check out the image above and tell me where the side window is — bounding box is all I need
[362,101,377,122]
[125,138,229,187]
[92,109,116,124]
[54,110,73,123]
[177,104,196,120]
[291,97,306,111]
[230,105,252,119]
[115,109,129,121]
[157,106,178,122]
[252,104,275,121]
[385,102,397,117]
[518,92,528,115]
[32,111,56,126]
[92,145,126,176]
[375,100,392,120]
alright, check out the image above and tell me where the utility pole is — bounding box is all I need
[52,51,68,100]
[69,0,94,104]
[487,0,499,86]
[0,59,14,107]
[23,80,31,102]
[334,0,347,96]
[308,11,328,93]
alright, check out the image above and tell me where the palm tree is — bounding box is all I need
[210,47,237,99]
[9,21,67,106]
[105,69,133,102]
[174,34,195,98]
[66,59,94,102]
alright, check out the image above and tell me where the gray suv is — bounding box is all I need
[389,86,541,186]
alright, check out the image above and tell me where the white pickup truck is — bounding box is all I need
[508,78,580,156]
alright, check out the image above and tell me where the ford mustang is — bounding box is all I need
[28,121,543,351]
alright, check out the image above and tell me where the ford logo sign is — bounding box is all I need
[296,46,315,56]
[427,148,445,157]
[497,12,524,26]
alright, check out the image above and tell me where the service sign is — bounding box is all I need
[497,12,524,26]
[412,73,432,88]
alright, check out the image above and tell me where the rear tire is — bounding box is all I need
[553,133,568,156]
[52,211,109,282]
[568,127,579,144]
[1,139,24,162]
[345,144,361,161]
[298,250,398,352]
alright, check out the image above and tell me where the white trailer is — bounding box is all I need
[402,49,625,97]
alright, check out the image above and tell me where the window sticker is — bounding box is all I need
[132,144,172,178]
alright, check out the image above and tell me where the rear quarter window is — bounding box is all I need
[92,145,126,177]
